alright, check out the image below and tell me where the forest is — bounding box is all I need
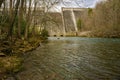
[0,0,55,79]
[79,0,120,37]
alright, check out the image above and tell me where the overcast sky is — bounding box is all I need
[62,0,98,7]
[51,0,104,12]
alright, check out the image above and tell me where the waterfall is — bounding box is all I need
[71,9,78,33]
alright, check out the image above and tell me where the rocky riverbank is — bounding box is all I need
[0,37,42,79]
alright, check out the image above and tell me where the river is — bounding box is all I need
[16,37,120,80]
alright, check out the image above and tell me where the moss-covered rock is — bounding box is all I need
[0,56,23,73]
[0,36,44,79]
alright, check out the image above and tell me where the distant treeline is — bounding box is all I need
[79,0,120,38]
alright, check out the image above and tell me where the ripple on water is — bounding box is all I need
[16,37,120,80]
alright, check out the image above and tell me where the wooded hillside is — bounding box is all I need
[80,0,120,37]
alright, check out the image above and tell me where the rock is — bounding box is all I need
[1,48,12,55]
[78,31,91,37]
[3,41,10,46]
[0,52,6,57]
[5,77,16,80]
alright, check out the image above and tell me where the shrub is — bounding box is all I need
[40,29,49,38]
[77,19,82,31]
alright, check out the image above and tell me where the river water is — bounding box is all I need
[16,37,120,80]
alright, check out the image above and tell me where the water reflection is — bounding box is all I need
[17,37,120,80]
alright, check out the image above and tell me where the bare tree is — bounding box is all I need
[75,0,120,37]
[18,0,24,38]
[24,0,32,39]
[7,0,20,40]
[0,0,4,8]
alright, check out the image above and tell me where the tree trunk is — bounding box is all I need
[24,0,32,40]
[7,0,20,40]
[0,0,4,8]
[32,1,37,37]
[18,0,24,39]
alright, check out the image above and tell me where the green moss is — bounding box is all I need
[0,56,23,73]
[40,29,49,38]
[77,18,82,30]
[88,8,93,16]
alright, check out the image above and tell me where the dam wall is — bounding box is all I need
[33,7,87,36]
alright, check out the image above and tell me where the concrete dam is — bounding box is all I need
[33,7,87,36]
